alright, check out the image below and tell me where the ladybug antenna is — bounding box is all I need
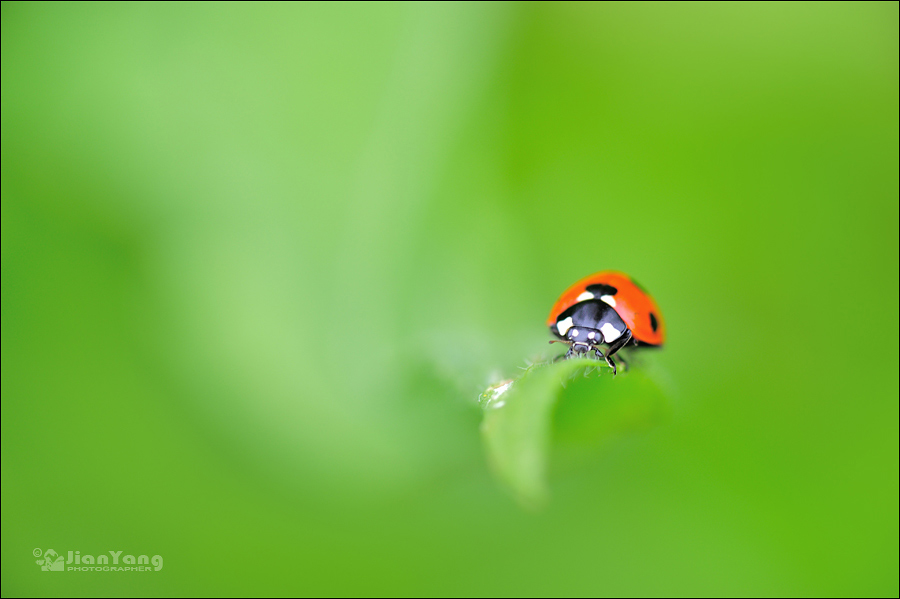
[548,339,571,346]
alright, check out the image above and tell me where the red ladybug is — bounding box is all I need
[546,271,665,374]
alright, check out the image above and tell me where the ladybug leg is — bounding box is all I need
[603,353,618,375]
[603,329,634,375]
[591,347,613,375]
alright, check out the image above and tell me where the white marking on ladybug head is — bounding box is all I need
[588,331,596,340]
[600,323,622,343]
[576,291,594,302]
[556,316,574,336]
[571,328,579,337]
[600,294,616,308]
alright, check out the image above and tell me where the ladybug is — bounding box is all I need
[546,271,665,374]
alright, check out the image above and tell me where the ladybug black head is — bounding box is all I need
[566,326,603,350]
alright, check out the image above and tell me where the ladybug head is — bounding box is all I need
[548,325,605,361]
[566,326,602,354]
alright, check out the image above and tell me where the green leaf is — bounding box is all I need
[480,358,668,509]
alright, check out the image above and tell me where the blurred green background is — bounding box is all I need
[2,2,897,596]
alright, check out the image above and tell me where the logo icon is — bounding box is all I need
[35,549,65,571]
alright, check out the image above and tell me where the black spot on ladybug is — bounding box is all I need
[586,283,617,296]
[649,312,658,332]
